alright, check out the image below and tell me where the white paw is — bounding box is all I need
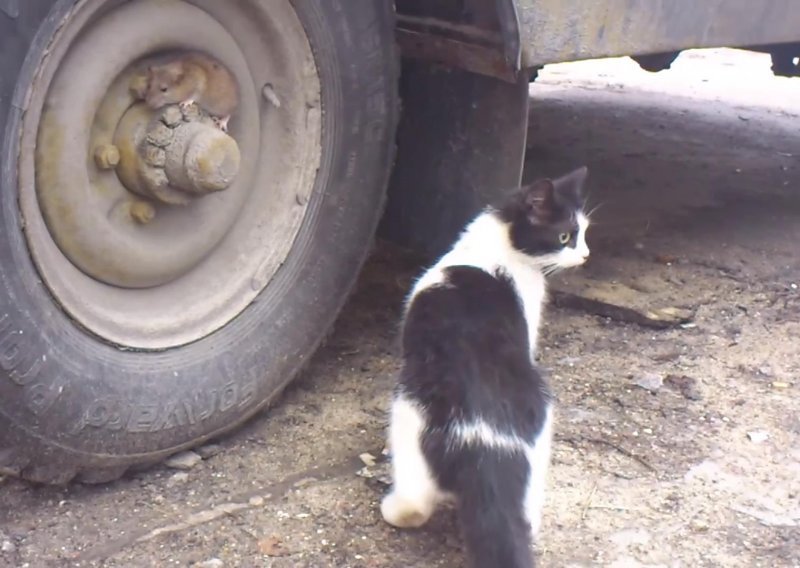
[380,492,432,528]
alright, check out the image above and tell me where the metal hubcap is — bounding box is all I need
[18,0,322,348]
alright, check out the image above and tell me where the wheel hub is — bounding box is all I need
[112,102,241,206]
[18,0,322,347]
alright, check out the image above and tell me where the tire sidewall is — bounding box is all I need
[0,0,397,474]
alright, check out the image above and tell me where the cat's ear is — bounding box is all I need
[553,166,589,201]
[521,178,556,222]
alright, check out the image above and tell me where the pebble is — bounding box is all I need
[559,356,581,367]
[1,540,16,553]
[196,444,223,460]
[249,496,265,507]
[747,431,769,444]
[165,451,202,470]
[633,373,663,393]
[359,453,377,467]
[167,472,190,487]
[198,559,224,568]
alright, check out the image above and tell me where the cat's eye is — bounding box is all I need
[558,232,571,244]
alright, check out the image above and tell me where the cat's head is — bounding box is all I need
[499,166,590,270]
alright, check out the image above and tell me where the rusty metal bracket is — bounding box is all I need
[395,0,522,82]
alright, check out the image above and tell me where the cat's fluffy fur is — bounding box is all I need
[381,167,590,568]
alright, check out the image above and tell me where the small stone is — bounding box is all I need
[196,444,223,459]
[664,375,702,401]
[655,254,677,265]
[356,466,374,479]
[167,472,190,487]
[1,540,16,553]
[165,451,202,470]
[647,306,694,323]
[747,431,769,444]
[249,496,264,506]
[153,494,166,504]
[633,373,663,393]
[198,559,224,568]
[772,381,790,389]
[258,535,288,557]
[359,453,377,467]
[690,519,710,533]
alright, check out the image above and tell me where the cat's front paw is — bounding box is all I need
[381,492,432,528]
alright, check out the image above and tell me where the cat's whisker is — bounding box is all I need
[542,264,562,276]
[585,202,605,219]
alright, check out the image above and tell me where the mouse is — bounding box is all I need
[144,52,239,131]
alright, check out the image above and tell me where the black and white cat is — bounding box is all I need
[381,167,590,567]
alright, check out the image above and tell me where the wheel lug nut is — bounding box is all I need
[93,144,120,169]
[129,200,156,224]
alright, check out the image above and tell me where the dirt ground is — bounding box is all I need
[1,48,799,567]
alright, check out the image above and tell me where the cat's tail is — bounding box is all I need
[456,453,536,568]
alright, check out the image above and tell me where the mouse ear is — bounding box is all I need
[166,64,184,81]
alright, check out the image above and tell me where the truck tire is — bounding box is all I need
[0,0,398,484]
